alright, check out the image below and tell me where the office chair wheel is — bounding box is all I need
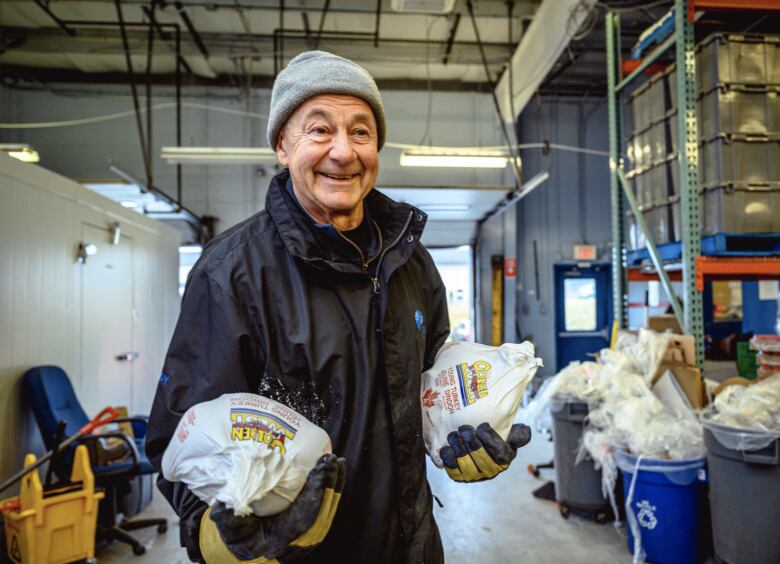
[158,523,168,534]
[595,511,609,525]
[558,504,571,519]
[527,464,540,478]
[133,544,146,555]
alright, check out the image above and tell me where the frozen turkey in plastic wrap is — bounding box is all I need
[162,393,331,517]
[421,341,543,467]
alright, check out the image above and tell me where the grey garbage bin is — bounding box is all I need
[550,397,609,521]
[704,422,780,564]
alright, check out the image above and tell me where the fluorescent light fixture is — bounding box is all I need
[179,245,203,254]
[400,152,517,169]
[0,144,40,163]
[120,200,140,208]
[161,147,277,164]
[417,204,471,212]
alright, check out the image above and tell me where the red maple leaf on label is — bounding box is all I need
[422,388,439,408]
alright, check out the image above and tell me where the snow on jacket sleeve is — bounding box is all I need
[146,267,263,561]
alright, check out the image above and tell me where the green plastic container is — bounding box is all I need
[736,341,757,380]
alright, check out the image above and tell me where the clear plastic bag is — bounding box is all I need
[703,373,780,429]
[421,341,542,467]
[703,421,780,452]
[162,393,332,517]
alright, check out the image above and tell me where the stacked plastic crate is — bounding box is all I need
[625,33,780,251]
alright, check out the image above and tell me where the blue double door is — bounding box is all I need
[554,263,612,372]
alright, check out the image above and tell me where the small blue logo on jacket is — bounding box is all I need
[160,373,170,385]
[414,310,425,333]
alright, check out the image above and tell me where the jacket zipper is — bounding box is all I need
[369,210,414,294]
[336,219,383,271]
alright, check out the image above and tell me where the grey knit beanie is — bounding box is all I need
[267,51,387,150]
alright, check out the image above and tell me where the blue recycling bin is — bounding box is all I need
[615,450,708,564]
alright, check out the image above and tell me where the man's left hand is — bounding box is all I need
[439,423,531,483]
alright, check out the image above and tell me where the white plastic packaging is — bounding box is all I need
[162,393,332,517]
[701,373,780,450]
[421,341,543,467]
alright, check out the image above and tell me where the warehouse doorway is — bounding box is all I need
[429,246,474,342]
[554,263,612,371]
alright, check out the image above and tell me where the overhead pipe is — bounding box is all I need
[475,171,550,232]
[313,0,330,50]
[144,1,157,189]
[33,0,76,36]
[114,0,152,187]
[442,13,461,65]
[109,163,205,236]
[373,0,381,48]
[62,14,186,210]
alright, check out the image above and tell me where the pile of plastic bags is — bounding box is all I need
[701,373,780,452]
[704,373,780,432]
[527,329,705,520]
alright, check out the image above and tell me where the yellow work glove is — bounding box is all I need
[440,423,531,482]
[199,453,347,563]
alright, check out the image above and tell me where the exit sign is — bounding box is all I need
[573,245,597,261]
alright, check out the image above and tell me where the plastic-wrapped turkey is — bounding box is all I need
[162,393,331,516]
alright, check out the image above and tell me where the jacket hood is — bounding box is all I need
[266,169,428,275]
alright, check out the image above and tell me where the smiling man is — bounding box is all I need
[147,51,530,564]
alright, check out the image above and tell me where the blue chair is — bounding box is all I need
[22,365,167,556]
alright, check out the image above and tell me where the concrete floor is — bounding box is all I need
[96,429,630,563]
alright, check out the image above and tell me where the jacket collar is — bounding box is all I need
[266,169,427,274]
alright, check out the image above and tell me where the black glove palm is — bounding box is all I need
[439,423,531,482]
[201,453,347,562]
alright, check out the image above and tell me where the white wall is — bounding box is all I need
[0,84,507,242]
[0,154,180,491]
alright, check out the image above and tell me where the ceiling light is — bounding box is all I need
[391,0,455,14]
[0,144,40,163]
[179,245,203,254]
[161,147,277,164]
[120,200,140,208]
[400,152,516,169]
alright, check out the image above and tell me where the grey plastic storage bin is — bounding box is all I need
[698,33,780,91]
[632,163,667,207]
[699,84,780,141]
[667,154,680,196]
[699,134,780,188]
[644,200,674,245]
[668,186,780,240]
[704,423,780,564]
[626,212,644,251]
[702,185,780,234]
[630,80,654,134]
[550,398,608,519]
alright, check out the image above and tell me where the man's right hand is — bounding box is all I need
[200,453,347,563]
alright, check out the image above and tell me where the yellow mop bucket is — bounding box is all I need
[1,445,104,564]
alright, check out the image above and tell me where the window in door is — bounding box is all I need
[563,277,597,331]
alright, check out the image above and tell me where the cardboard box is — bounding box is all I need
[652,361,707,409]
[648,314,683,334]
[664,334,696,366]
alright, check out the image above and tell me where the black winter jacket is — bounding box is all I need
[146,169,450,563]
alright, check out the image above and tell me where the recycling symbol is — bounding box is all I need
[10,534,22,562]
[636,500,658,530]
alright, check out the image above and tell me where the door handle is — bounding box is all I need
[115,352,139,362]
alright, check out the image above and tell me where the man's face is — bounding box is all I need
[276,94,379,229]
